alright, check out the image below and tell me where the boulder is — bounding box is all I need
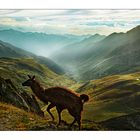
[0,76,44,117]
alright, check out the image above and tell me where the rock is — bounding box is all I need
[20,92,44,117]
[0,76,44,117]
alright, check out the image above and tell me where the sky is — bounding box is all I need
[0,10,140,35]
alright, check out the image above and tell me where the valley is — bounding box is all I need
[0,24,140,130]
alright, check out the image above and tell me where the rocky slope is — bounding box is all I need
[0,76,44,116]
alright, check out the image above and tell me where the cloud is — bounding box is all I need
[0,10,22,16]
[0,10,140,35]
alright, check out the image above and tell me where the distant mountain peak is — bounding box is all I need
[94,33,101,36]
[1,28,19,32]
[127,25,140,34]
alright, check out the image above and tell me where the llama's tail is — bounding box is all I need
[80,94,89,104]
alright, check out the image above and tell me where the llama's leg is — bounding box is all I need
[47,103,55,121]
[70,118,76,127]
[76,115,81,130]
[68,109,77,128]
[77,116,81,130]
[56,106,63,126]
[69,111,82,130]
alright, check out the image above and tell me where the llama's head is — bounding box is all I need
[22,75,35,87]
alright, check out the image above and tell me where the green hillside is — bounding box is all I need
[1,57,140,130]
[0,40,64,75]
[0,102,104,130]
[76,72,140,122]
[37,71,140,130]
[0,102,49,130]
[0,57,77,91]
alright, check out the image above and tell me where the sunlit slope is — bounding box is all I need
[0,102,52,130]
[0,102,104,130]
[76,72,140,122]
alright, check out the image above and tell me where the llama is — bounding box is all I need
[22,75,89,130]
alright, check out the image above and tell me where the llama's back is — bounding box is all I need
[44,87,83,111]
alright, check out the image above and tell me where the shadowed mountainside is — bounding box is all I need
[52,34,106,64]
[100,112,140,130]
[53,25,140,81]
[0,40,64,75]
[0,29,87,57]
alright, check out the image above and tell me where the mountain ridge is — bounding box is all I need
[0,29,89,57]
[0,40,64,75]
[52,25,140,81]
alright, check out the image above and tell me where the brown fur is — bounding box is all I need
[22,75,89,130]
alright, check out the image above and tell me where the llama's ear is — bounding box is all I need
[28,75,32,79]
[32,75,35,80]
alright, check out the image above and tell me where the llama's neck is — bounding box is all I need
[30,80,45,99]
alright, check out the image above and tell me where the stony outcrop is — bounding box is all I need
[0,76,44,117]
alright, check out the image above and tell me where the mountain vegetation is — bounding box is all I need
[77,72,140,122]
